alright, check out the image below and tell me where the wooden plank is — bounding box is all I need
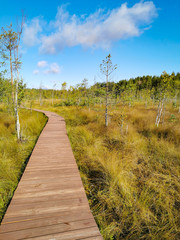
[0,219,96,240]
[20,171,79,180]
[10,189,86,206]
[0,110,102,239]
[2,205,91,224]
[16,178,82,189]
[15,179,83,194]
[24,227,102,240]
[0,211,93,233]
[11,187,85,202]
[5,198,88,219]
[81,237,103,240]
[18,176,81,185]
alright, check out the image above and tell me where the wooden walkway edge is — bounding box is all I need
[0,110,103,240]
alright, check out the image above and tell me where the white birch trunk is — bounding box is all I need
[155,98,165,127]
[14,69,21,140]
[105,69,108,127]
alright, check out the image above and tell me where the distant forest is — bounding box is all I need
[1,71,180,107]
[24,72,180,104]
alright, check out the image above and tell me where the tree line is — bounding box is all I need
[22,71,180,106]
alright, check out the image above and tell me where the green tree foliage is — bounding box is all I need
[0,24,17,92]
[0,22,26,140]
[0,77,12,109]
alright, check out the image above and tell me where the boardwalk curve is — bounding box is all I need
[0,110,103,240]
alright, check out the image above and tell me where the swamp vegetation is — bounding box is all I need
[31,101,180,240]
[0,107,47,222]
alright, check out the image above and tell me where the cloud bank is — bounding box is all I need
[23,18,42,47]
[24,1,158,54]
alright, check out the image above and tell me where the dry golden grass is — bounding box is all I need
[0,107,47,222]
[30,101,180,239]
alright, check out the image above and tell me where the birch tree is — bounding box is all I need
[13,16,25,140]
[100,54,117,127]
[155,71,173,127]
[50,81,57,106]
[0,17,25,140]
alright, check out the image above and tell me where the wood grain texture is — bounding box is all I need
[0,110,103,240]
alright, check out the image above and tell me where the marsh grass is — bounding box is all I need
[0,107,47,222]
[31,101,180,239]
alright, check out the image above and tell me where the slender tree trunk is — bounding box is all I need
[100,54,117,127]
[105,70,108,127]
[120,115,123,134]
[15,79,21,140]
[39,89,42,106]
[126,124,128,134]
[145,100,148,109]
[52,90,54,105]
[10,49,14,102]
[155,98,165,127]
[10,50,13,86]
[162,105,166,124]
[14,46,21,141]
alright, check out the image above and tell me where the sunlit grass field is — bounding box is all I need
[1,100,179,239]
[32,100,180,240]
[0,106,47,222]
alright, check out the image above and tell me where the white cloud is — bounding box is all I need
[37,60,48,68]
[33,69,39,75]
[33,61,61,75]
[44,62,61,74]
[23,18,42,47]
[40,1,157,54]
[23,1,158,53]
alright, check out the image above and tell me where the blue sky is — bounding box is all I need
[0,0,180,89]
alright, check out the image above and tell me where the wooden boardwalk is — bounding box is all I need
[0,110,103,240]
